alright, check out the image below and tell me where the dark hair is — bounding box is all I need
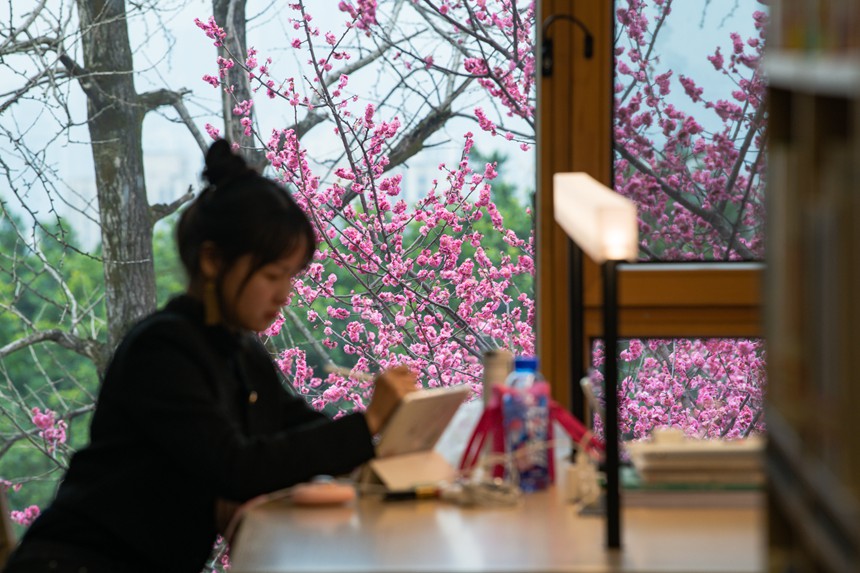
[177,139,316,287]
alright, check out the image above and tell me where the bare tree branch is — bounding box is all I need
[0,0,51,54]
[0,330,105,366]
[385,78,472,169]
[614,142,756,260]
[150,187,195,224]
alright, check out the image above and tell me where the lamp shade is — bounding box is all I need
[553,172,639,263]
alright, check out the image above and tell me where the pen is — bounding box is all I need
[382,485,440,501]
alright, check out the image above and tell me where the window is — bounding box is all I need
[537,0,764,430]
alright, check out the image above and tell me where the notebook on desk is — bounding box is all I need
[362,384,471,491]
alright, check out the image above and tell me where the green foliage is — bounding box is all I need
[153,216,187,305]
[0,210,187,524]
[0,210,103,524]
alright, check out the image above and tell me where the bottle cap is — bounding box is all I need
[514,356,539,371]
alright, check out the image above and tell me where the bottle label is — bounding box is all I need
[502,382,550,492]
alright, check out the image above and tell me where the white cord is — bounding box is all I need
[439,478,522,507]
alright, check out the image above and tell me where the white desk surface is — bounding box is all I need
[229,484,764,573]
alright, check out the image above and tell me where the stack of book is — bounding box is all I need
[622,429,764,508]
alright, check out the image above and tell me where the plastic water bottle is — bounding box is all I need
[502,356,550,492]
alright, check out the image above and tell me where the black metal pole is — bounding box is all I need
[603,260,621,549]
[568,239,585,431]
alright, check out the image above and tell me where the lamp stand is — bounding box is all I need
[568,240,586,437]
[603,259,621,549]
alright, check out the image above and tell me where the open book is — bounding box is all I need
[362,384,471,491]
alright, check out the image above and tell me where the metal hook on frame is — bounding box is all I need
[541,14,594,77]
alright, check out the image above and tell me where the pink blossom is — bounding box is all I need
[338,0,378,32]
[678,75,703,103]
[246,47,258,70]
[11,505,40,527]
[262,313,285,337]
[30,408,67,452]
[194,16,226,46]
[707,47,724,70]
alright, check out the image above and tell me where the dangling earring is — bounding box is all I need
[204,280,221,325]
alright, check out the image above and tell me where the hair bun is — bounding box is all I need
[203,139,250,186]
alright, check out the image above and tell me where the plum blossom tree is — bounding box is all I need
[193,0,538,414]
[614,0,768,261]
[194,0,768,432]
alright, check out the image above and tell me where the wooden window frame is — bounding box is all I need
[536,0,763,412]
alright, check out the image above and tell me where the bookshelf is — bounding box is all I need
[764,3,860,572]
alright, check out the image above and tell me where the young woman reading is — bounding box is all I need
[3,140,416,573]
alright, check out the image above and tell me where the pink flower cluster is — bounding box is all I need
[194,16,227,46]
[592,338,766,441]
[338,0,378,32]
[11,504,40,526]
[31,407,67,453]
[452,1,536,143]
[263,313,286,337]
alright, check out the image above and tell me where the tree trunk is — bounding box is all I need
[213,0,266,171]
[77,0,156,349]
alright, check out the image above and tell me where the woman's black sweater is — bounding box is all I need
[14,295,375,572]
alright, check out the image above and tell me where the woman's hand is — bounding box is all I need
[364,366,418,435]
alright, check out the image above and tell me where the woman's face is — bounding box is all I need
[219,245,308,332]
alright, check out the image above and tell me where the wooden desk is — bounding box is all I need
[230,484,764,573]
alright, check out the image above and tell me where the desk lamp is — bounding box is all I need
[553,172,638,549]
